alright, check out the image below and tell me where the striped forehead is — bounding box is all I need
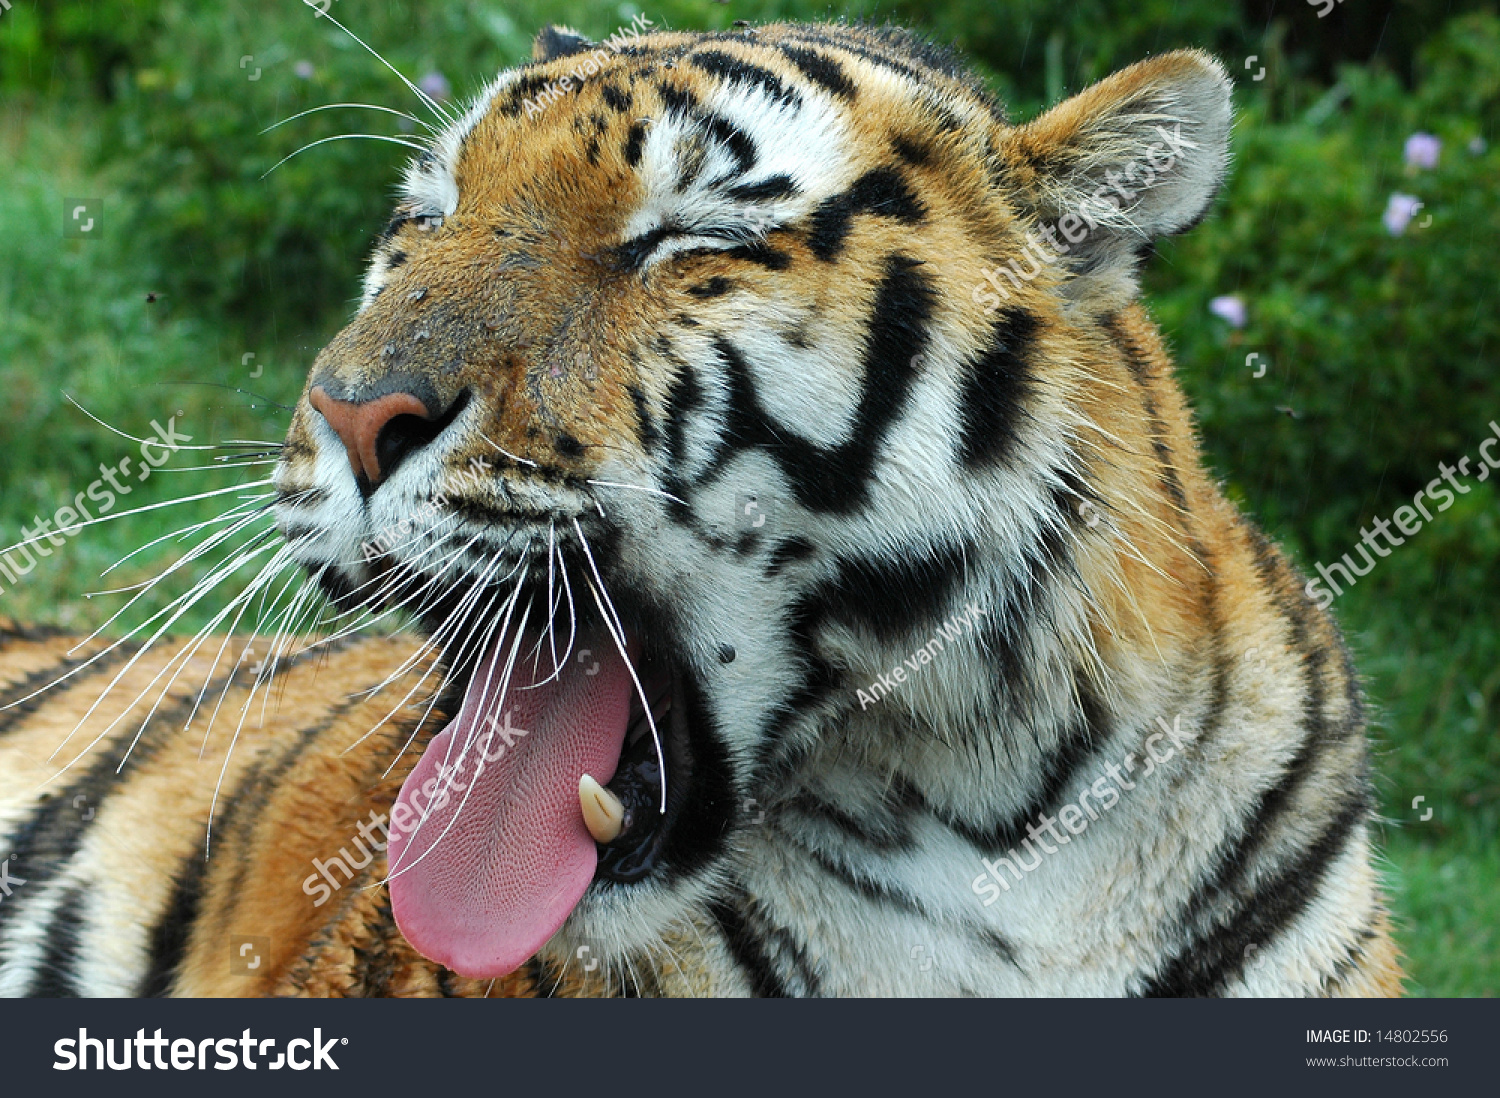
[621,62,853,247]
[391,34,992,236]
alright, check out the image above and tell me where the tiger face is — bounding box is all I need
[272,22,1234,983]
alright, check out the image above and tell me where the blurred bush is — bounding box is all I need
[1151,12,1500,568]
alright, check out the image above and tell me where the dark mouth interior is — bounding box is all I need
[595,656,690,882]
[348,561,696,887]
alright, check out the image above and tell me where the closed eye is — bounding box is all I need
[615,215,783,272]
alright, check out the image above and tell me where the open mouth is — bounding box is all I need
[381,591,695,979]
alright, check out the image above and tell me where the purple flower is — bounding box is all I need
[419,71,451,101]
[293,60,315,80]
[1384,193,1422,236]
[1209,294,1247,328]
[1404,132,1441,170]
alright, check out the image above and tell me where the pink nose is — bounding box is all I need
[309,386,433,489]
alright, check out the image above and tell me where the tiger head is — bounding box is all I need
[273,21,1231,985]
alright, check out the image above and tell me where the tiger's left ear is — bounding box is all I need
[999,49,1232,307]
[532,25,596,62]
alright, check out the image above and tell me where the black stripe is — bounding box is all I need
[778,29,929,87]
[613,224,674,273]
[806,166,926,262]
[26,885,88,997]
[700,112,757,176]
[0,646,133,740]
[724,173,798,203]
[140,838,211,996]
[703,253,934,514]
[137,640,365,995]
[0,660,196,941]
[776,45,856,100]
[655,80,758,182]
[661,360,705,476]
[626,383,661,450]
[817,540,969,645]
[957,307,1040,468]
[786,785,919,854]
[12,642,347,994]
[1140,788,1369,997]
[764,536,815,576]
[689,49,802,109]
[599,83,631,113]
[1111,320,1189,513]
[1053,463,1101,529]
[656,81,698,120]
[499,72,560,117]
[759,592,842,773]
[891,134,933,167]
[793,836,931,918]
[721,241,791,270]
[1102,312,1150,386]
[708,897,794,997]
[1139,526,1369,996]
[747,903,823,997]
[688,276,734,299]
[211,679,369,916]
[623,120,647,167]
[0,621,65,652]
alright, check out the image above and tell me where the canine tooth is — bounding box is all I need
[579,774,625,844]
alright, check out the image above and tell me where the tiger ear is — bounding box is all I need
[998,49,1231,306]
[532,24,596,62]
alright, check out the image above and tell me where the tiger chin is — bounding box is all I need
[0,20,1403,997]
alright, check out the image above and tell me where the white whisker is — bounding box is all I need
[0,479,274,561]
[575,519,666,814]
[587,480,686,506]
[304,5,455,124]
[262,101,436,135]
[261,133,430,179]
[480,432,539,468]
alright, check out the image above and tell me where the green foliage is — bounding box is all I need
[1150,12,1500,569]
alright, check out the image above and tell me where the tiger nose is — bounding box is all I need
[308,386,439,491]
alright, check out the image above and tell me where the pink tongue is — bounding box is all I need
[388,631,632,978]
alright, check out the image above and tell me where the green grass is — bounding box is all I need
[1,52,1495,996]
[0,99,314,631]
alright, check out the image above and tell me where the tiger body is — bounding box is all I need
[0,21,1400,996]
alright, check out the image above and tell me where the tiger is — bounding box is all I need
[0,19,1403,997]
